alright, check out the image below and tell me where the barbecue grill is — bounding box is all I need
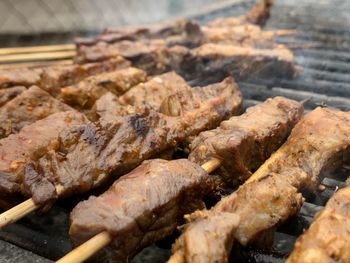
[0,0,350,262]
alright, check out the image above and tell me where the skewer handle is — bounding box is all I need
[0,44,75,56]
[0,198,38,228]
[56,231,112,263]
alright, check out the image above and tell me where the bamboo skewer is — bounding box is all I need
[0,50,76,63]
[0,185,64,229]
[0,44,75,56]
[0,59,73,70]
[55,158,222,263]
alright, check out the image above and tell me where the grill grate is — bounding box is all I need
[1,0,350,262]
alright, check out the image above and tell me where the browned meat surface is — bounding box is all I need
[287,185,350,263]
[0,57,129,94]
[75,19,202,47]
[70,159,212,262]
[202,24,282,49]
[0,111,87,207]
[118,71,190,110]
[189,96,304,187]
[89,92,136,121]
[186,44,296,80]
[208,0,272,27]
[74,39,166,64]
[19,77,242,207]
[60,67,147,110]
[39,57,130,95]
[0,86,26,107]
[171,107,350,263]
[0,86,72,138]
[0,68,42,89]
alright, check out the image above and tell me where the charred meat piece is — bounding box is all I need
[0,111,87,207]
[118,71,190,110]
[172,107,350,263]
[76,19,203,47]
[189,96,304,187]
[70,159,212,262]
[18,77,242,207]
[0,57,129,93]
[0,86,72,138]
[60,67,147,110]
[0,86,26,107]
[287,185,350,263]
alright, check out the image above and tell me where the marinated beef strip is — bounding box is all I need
[0,111,88,207]
[188,96,303,188]
[0,86,72,138]
[21,77,242,207]
[0,86,26,107]
[69,159,212,262]
[60,67,147,110]
[171,107,350,263]
[0,57,129,93]
[287,185,350,263]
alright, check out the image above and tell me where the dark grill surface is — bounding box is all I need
[1,0,350,262]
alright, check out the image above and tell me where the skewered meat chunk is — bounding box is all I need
[0,111,88,207]
[186,44,296,80]
[68,95,301,262]
[0,57,129,92]
[70,159,212,262]
[0,86,26,107]
[16,77,241,207]
[118,71,190,110]
[60,67,147,110]
[171,107,350,263]
[286,185,350,263]
[0,86,72,138]
[189,96,304,187]
[75,19,203,47]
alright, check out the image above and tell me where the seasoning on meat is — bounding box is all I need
[0,86,72,138]
[0,86,26,107]
[60,67,147,109]
[171,107,350,263]
[286,185,350,263]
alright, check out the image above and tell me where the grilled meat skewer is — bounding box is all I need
[0,57,129,93]
[170,107,350,263]
[65,97,303,263]
[286,184,350,263]
[0,77,241,213]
